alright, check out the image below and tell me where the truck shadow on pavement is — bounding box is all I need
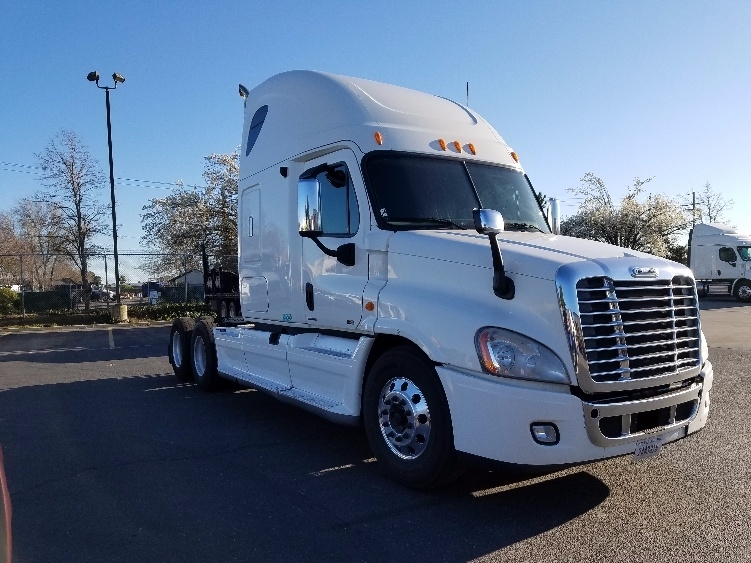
[0,372,609,562]
[699,295,750,310]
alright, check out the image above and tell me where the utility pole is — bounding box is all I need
[692,191,696,227]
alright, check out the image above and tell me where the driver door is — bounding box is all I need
[300,149,368,331]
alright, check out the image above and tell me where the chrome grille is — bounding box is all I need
[576,275,701,385]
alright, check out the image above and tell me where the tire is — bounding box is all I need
[734,280,751,303]
[191,318,219,391]
[697,282,708,298]
[168,317,195,381]
[363,346,463,489]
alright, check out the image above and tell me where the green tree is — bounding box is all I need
[532,188,548,210]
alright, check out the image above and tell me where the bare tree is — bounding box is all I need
[561,173,689,258]
[13,198,70,290]
[36,130,107,309]
[0,212,28,287]
[682,182,734,225]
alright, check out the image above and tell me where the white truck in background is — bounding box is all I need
[168,71,713,488]
[689,223,751,302]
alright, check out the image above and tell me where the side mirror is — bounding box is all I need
[297,177,355,267]
[298,178,323,236]
[472,208,514,300]
[547,198,561,235]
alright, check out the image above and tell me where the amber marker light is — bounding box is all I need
[468,143,477,155]
[365,301,375,311]
[510,151,519,163]
[374,131,383,145]
[453,141,462,152]
[438,138,447,151]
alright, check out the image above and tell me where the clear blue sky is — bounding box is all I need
[2,1,749,252]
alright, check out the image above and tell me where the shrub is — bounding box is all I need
[126,302,214,321]
[0,288,21,315]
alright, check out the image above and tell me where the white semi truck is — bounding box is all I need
[168,71,713,488]
[689,222,751,302]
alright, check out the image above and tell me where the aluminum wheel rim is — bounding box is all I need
[171,332,183,367]
[739,285,751,300]
[193,335,207,377]
[378,377,431,460]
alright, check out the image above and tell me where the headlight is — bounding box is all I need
[475,327,570,384]
[700,329,709,365]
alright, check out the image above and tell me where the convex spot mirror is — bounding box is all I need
[473,208,505,234]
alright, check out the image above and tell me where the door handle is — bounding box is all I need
[305,282,314,311]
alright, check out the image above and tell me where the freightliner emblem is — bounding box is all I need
[630,266,659,278]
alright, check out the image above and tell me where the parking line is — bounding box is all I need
[108,328,115,349]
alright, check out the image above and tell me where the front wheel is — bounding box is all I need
[734,280,751,302]
[363,346,463,489]
[191,318,218,391]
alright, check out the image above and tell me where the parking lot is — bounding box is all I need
[0,298,749,562]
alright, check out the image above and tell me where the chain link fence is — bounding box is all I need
[0,253,236,316]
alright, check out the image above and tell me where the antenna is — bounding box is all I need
[466,81,469,107]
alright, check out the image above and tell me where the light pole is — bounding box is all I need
[87,71,125,306]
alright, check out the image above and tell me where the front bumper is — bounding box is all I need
[436,360,713,465]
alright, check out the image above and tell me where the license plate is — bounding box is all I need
[634,435,663,461]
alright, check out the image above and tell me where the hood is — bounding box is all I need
[387,230,678,282]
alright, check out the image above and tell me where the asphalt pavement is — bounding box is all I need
[0,302,749,562]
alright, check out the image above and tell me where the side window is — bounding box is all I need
[719,247,737,263]
[316,164,359,237]
[245,105,268,157]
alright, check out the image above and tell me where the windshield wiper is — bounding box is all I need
[388,217,467,230]
[504,221,546,233]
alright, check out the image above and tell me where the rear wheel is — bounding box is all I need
[697,282,708,298]
[363,346,463,489]
[168,317,195,381]
[191,318,218,391]
[734,280,751,302]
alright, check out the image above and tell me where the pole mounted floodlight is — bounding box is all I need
[87,70,125,306]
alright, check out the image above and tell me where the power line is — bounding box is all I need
[0,161,206,190]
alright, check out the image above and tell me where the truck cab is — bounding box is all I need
[169,71,713,488]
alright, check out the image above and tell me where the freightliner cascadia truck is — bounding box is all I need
[688,222,751,302]
[168,71,713,488]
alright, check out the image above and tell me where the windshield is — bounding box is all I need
[363,153,550,233]
[738,247,751,261]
